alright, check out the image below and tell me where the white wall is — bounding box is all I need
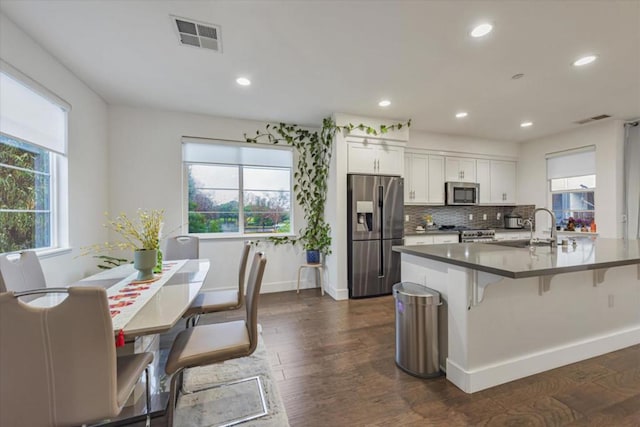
[518,120,625,238]
[409,130,519,159]
[107,106,313,293]
[0,13,110,284]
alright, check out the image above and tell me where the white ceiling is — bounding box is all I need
[1,0,639,142]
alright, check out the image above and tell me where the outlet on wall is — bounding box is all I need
[483,214,487,220]
[497,212,501,220]
[405,215,409,222]
[469,214,473,220]
[608,294,614,308]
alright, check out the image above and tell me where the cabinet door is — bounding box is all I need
[490,161,516,204]
[347,142,377,174]
[459,158,476,182]
[445,157,476,182]
[404,235,434,246]
[377,144,405,175]
[407,154,429,204]
[427,155,445,204]
[432,234,458,244]
[476,160,491,204]
[445,157,463,181]
[403,153,412,202]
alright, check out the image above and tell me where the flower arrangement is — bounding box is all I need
[104,209,164,251]
[81,209,164,255]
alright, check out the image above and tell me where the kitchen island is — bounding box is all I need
[393,238,640,393]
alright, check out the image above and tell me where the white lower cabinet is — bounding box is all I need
[494,231,530,241]
[404,233,458,246]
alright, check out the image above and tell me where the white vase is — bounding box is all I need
[133,249,157,281]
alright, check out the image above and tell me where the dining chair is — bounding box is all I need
[0,287,154,427]
[164,235,199,260]
[182,241,252,327]
[164,252,267,427]
[0,250,46,293]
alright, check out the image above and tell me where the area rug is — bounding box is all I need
[169,334,289,427]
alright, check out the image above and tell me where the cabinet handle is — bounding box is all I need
[462,171,465,179]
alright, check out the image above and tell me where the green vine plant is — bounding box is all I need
[245,117,411,256]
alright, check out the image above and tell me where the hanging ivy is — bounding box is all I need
[245,117,411,255]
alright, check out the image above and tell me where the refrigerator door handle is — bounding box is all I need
[378,184,384,278]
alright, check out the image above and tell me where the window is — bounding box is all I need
[0,67,68,253]
[546,147,596,228]
[550,174,596,227]
[183,139,293,236]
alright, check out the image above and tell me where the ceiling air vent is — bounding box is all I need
[172,16,221,52]
[574,114,611,125]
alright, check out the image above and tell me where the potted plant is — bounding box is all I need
[245,117,410,265]
[82,209,164,280]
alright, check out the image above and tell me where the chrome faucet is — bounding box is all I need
[523,218,534,246]
[533,207,557,246]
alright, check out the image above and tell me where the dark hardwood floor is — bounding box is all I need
[255,289,640,427]
[153,289,640,426]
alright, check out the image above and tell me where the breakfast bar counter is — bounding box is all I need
[393,239,640,393]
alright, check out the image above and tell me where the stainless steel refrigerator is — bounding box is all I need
[347,174,404,298]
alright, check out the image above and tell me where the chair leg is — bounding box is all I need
[165,369,184,427]
[144,367,151,427]
[180,375,269,426]
[318,267,324,296]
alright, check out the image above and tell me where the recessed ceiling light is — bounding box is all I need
[456,112,468,118]
[520,121,533,128]
[236,77,251,86]
[378,100,391,107]
[572,55,598,67]
[470,23,493,38]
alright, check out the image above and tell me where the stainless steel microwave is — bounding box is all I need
[445,182,479,205]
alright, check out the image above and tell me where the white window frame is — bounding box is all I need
[182,138,295,239]
[0,61,69,255]
[549,174,596,227]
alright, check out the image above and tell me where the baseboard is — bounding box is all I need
[446,325,640,393]
[199,280,348,300]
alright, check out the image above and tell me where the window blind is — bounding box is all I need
[546,146,595,179]
[0,70,68,155]
[182,138,292,167]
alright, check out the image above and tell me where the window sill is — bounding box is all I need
[4,246,72,261]
[192,233,297,241]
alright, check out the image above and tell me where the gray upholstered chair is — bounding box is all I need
[0,250,46,293]
[164,235,200,260]
[165,252,267,427]
[0,287,154,427]
[182,241,252,327]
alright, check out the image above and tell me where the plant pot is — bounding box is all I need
[133,249,157,281]
[306,249,320,264]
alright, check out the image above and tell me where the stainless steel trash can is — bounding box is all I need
[393,282,442,378]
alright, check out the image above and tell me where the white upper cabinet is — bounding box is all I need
[476,159,517,205]
[347,140,404,175]
[445,157,476,182]
[404,153,428,204]
[490,160,517,204]
[427,155,445,204]
[404,153,445,205]
[476,159,491,204]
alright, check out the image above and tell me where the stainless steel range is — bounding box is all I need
[437,226,496,242]
[460,229,496,243]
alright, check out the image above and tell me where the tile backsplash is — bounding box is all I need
[404,204,536,233]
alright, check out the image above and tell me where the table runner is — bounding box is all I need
[107,259,188,331]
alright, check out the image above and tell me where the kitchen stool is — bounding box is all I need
[297,263,324,296]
